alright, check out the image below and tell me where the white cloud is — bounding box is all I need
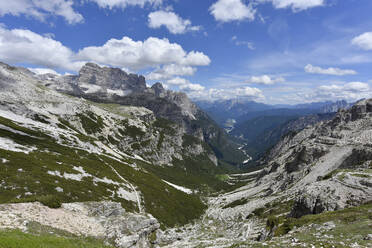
[182,51,211,66]
[180,83,205,92]
[231,36,255,50]
[260,0,325,12]
[165,77,205,92]
[209,0,256,23]
[0,0,83,24]
[189,86,264,101]
[0,25,82,71]
[166,77,190,86]
[77,36,210,70]
[147,64,196,80]
[305,64,357,76]
[209,0,324,23]
[148,10,201,34]
[89,0,162,9]
[309,82,371,102]
[351,32,372,51]
[0,26,210,75]
[28,67,60,75]
[246,75,285,85]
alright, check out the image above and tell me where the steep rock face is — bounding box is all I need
[46,63,198,124]
[319,100,351,113]
[77,63,146,95]
[151,82,166,98]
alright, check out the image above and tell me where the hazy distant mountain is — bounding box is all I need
[197,98,353,163]
[197,99,352,128]
[195,99,274,125]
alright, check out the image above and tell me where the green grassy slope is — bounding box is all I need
[0,115,205,227]
[0,230,112,248]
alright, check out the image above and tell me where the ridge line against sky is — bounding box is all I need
[0,0,372,104]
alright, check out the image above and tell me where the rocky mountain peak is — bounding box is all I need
[151,82,166,97]
[320,99,351,113]
[327,98,372,126]
[350,98,372,120]
[78,63,146,94]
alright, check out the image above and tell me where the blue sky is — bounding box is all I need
[1,0,372,104]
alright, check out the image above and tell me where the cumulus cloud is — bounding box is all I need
[209,0,256,23]
[246,75,285,85]
[148,10,201,34]
[89,0,162,9]
[77,37,210,70]
[166,77,190,86]
[189,86,264,101]
[28,67,60,75]
[0,0,83,24]
[180,83,205,92]
[165,77,205,92]
[209,0,325,23]
[147,64,196,80]
[0,25,82,71]
[0,25,210,75]
[0,0,163,25]
[351,32,372,51]
[259,0,325,12]
[305,64,357,76]
[308,82,371,102]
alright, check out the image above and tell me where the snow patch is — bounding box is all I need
[162,180,193,194]
[47,166,91,182]
[107,89,126,97]
[80,84,102,94]
[116,187,138,202]
[0,124,38,138]
[1,158,9,163]
[46,166,138,203]
[0,109,39,126]
[93,177,120,186]
[0,137,36,154]
[55,187,64,192]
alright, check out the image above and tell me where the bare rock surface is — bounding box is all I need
[0,201,159,248]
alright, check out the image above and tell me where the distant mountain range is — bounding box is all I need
[196,99,351,126]
[196,98,353,163]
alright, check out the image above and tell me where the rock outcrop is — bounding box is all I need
[0,201,159,248]
[290,171,372,218]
